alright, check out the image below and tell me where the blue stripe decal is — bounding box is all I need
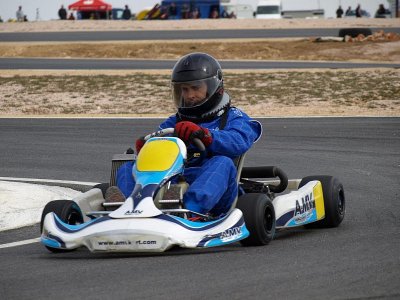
[156,213,229,231]
[41,237,62,249]
[286,209,317,227]
[41,233,65,248]
[203,225,249,247]
[53,214,112,233]
[130,184,158,208]
[276,210,294,227]
[196,217,248,247]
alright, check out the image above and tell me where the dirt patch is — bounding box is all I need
[1,69,399,117]
[1,39,400,62]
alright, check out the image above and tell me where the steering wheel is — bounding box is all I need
[144,127,207,165]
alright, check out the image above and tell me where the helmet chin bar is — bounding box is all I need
[178,92,231,123]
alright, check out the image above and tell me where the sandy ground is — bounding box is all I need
[1,39,400,62]
[1,68,399,117]
[0,18,399,117]
[1,18,400,32]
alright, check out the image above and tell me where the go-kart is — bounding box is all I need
[40,128,345,253]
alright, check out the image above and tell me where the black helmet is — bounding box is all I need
[171,52,230,122]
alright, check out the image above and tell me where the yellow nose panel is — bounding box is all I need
[137,140,179,172]
[313,181,325,220]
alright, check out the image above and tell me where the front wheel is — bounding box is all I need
[236,193,276,246]
[40,200,84,253]
[299,176,345,228]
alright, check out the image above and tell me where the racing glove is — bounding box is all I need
[135,136,145,154]
[174,121,213,147]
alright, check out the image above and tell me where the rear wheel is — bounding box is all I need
[236,193,275,246]
[299,176,345,228]
[40,200,84,253]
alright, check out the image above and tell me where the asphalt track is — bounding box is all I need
[1,57,398,70]
[2,27,400,42]
[0,118,399,299]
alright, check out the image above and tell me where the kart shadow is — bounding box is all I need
[274,227,318,240]
[39,244,243,260]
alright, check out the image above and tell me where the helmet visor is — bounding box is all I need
[172,76,221,109]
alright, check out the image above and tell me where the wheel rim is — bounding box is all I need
[263,206,274,233]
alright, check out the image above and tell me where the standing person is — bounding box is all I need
[209,7,219,18]
[111,52,262,219]
[58,5,67,20]
[16,6,24,22]
[355,4,362,17]
[336,5,344,18]
[375,4,389,18]
[345,6,352,16]
[122,5,132,20]
[168,2,178,19]
[190,7,201,19]
[181,3,190,19]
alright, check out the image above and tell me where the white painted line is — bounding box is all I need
[0,237,40,249]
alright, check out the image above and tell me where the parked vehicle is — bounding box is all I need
[255,0,282,19]
[345,9,371,18]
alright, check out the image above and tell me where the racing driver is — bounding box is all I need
[111,52,262,218]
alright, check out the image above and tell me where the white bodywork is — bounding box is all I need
[41,208,248,252]
[272,180,325,229]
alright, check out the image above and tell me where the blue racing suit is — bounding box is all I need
[116,107,262,216]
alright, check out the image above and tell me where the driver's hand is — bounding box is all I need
[135,136,145,154]
[174,121,213,147]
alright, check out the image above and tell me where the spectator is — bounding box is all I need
[221,8,236,19]
[210,7,219,19]
[168,2,178,19]
[181,3,190,19]
[336,5,344,18]
[58,5,67,20]
[23,15,28,22]
[68,13,75,20]
[122,5,132,20]
[190,7,200,19]
[375,4,390,18]
[158,5,169,19]
[355,4,362,18]
[0,16,3,23]
[16,6,24,22]
[345,6,352,16]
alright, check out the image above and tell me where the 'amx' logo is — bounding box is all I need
[295,192,315,216]
[220,227,242,240]
[124,209,143,215]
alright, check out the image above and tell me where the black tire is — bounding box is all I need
[338,28,372,38]
[236,193,276,246]
[299,176,345,228]
[40,200,84,253]
[92,182,109,198]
